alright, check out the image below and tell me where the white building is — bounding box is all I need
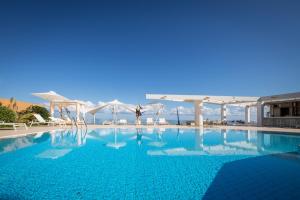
[257,92,300,128]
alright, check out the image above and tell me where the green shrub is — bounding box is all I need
[0,105,17,122]
[24,105,50,120]
[17,113,35,124]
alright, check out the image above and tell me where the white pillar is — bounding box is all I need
[50,101,54,117]
[195,127,204,150]
[93,114,96,124]
[221,104,227,123]
[257,133,264,152]
[82,105,86,120]
[246,130,251,142]
[51,133,55,145]
[221,129,227,144]
[257,102,264,127]
[76,103,80,122]
[58,105,63,118]
[194,101,203,127]
[245,106,251,124]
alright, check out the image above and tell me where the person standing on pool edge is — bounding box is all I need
[135,104,142,125]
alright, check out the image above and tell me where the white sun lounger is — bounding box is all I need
[118,119,128,125]
[30,114,57,127]
[146,118,154,125]
[159,118,168,125]
[0,121,28,130]
[62,115,85,126]
[102,120,113,125]
[49,117,67,127]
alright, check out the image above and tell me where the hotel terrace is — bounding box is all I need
[17,90,300,129]
[146,92,300,128]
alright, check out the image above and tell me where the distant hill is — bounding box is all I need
[0,98,41,112]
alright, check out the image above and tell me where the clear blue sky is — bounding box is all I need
[1,0,300,105]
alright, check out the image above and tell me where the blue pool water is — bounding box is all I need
[0,128,300,199]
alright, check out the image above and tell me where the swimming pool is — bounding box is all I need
[0,128,300,199]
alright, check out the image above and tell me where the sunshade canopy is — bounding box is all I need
[32,91,87,106]
[32,91,69,102]
[141,103,164,114]
[87,99,136,114]
[146,94,259,105]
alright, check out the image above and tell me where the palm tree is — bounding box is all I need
[9,97,18,111]
[13,101,18,111]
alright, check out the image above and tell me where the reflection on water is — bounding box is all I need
[50,129,87,147]
[0,133,50,154]
[88,128,300,157]
[106,128,127,149]
[1,128,300,158]
[37,129,87,159]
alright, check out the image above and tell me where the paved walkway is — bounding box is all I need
[0,124,300,139]
[0,126,67,139]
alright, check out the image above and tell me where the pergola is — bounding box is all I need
[146,94,259,126]
[32,91,87,121]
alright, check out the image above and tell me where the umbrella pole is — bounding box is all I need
[176,107,180,125]
[114,128,117,145]
[115,105,118,124]
[113,111,116,125]
[112,106,116,125]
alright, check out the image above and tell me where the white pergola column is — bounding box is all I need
[246,130,251,142]
[93,113,96,124]
[82,110,86,120]
[50,101,54,117]
[194,101,203,127]
[58,105,63,118]
[77,131,82,146]
[195,127,204,150]
[221,104,227,123]
[76,103,80,122]
[257,102,264,127]
[257,133,264,152]
[245,106,251,124]
[51,133,55,145]
[221,129,227,144]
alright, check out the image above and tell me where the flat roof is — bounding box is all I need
[259,92,300,103]
[146,94,259,105]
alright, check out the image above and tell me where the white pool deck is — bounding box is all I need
[1,125,300,139]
